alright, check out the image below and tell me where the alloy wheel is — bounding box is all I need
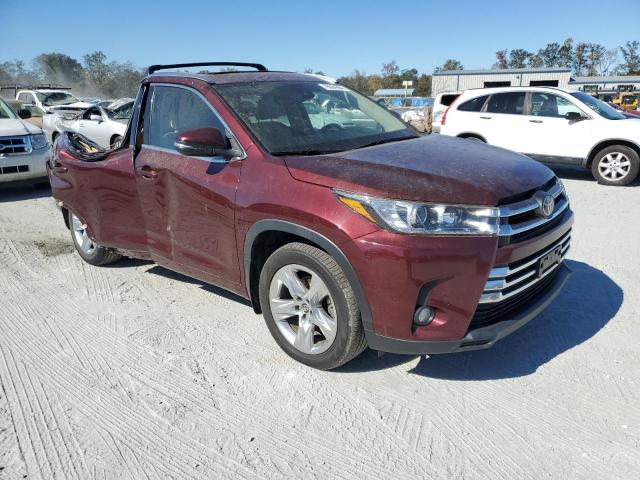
[268,264,337,355]
[71,213,96,255]
[599,152,631,181]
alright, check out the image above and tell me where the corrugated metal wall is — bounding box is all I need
[432,72,572,96]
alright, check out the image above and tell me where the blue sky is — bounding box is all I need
[1,0,637,77]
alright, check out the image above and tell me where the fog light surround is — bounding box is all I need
[413,306,436,326]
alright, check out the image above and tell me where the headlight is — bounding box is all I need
[335,190,500,235]
[30,134,47,149]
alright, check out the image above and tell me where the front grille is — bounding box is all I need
[0,136,32,155]
[0,165,30,175]
[498,177,569,245]
[470,230,571,328]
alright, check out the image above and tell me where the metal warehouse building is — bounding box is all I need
[569,75,640,94]
[432,67,572,96]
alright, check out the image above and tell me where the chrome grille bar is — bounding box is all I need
[480,231,571,304]
[0,136,32,155]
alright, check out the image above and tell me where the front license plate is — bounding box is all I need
[537,246,563,277]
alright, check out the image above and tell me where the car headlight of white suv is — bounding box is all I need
[30,133,47,149]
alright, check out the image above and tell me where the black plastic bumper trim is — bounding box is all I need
[365,262,572,355]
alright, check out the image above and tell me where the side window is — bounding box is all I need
[18,93,31,104]
[486,92,526,115]
[144,85,226,151]
[458,95,488,112]
[531,92,583,118]
[83,107,100,120]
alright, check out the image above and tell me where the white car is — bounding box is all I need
[43,103,132,149]
[431,91,461,133]
[0,97,51,186]
[440,86,640,186]
[16,89,91,114]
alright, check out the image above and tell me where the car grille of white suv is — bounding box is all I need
[0,136,32,155]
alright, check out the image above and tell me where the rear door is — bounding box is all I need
[481,91,528,151]
[134,83,243,288]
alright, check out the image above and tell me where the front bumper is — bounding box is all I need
[367,262,571,354]
[0,145,51,184]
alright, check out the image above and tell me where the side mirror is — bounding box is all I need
[174,127,242,159]
[89,114,102,122]
[565,111,583,121]
[18,109,32,119]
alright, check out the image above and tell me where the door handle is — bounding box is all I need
[137,165,158,179]
[529,119,544,123]
[479,116,492,120]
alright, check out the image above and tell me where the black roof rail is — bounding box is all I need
[146,62,267,75]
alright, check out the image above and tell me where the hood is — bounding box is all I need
[48,102,92,112]
[283,135,554,205]
[0,118,43,137]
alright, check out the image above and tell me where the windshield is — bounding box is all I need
[35,91,79,106]
[571,92,626,120]
[105,101,133,121]
[214,81,416,155]
[0,98,17,119]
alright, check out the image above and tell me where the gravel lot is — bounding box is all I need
[0,167,639,480]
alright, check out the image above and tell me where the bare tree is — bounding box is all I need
[493,49,508,69]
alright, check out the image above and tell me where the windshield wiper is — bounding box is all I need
[354,135,416,150]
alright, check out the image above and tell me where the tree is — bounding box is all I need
[434,59,463,73]
[34,53,83,85]
[598,49,618,75]
[619,40,640,75]
[585,43,606,76]
[381,61,399,77]
[508,49,531,69]
[557,38,574,68]
[414,74,432,96]
[573,42,589,76]
[493,49,508,69]
[83,51,110,92]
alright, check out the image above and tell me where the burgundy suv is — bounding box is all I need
[48,62,573,369]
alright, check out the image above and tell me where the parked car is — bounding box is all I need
[0,97,52,186]
[43,101,133,149]
[48,62,573,370]
[431,91,461,133]
[440,86,640,186]
[16,88,91,114]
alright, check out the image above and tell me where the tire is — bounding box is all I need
[259,242,367,370]
[110,135,123,149]
[591,145,639,186]
[68,211,122,266]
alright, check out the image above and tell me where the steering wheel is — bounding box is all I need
[321,123,342,133]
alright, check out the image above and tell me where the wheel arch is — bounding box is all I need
[243,220,373,333]
[457,132,487,142]
[586,139,640,167]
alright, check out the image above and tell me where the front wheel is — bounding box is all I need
[69,211,122,266]
[591,145,639,186]
[259,243,367,370]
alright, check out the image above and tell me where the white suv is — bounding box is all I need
[440,87,640,186]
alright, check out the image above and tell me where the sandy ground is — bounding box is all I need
[0,168,639,480]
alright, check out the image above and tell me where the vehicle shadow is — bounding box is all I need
[0,185,51,203]
[145,265,252,307]
[338,260,622,380]
[548,164,640,186]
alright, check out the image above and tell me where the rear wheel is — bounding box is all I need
[259,242,367,370]
[591,145,639,186]
[69,211,121,266]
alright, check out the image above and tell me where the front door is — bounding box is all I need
[134,83,243,289]
[519,92,593,162]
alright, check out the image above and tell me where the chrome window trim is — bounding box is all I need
[142,82,246,161]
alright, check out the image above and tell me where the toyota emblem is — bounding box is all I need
[541,195,555,218]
